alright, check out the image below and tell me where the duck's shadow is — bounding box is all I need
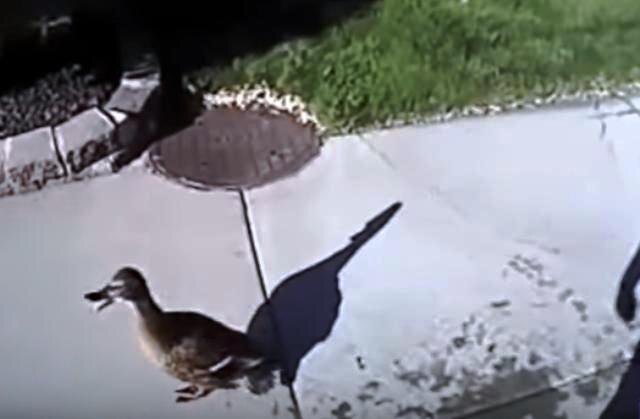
[246,201,402,386]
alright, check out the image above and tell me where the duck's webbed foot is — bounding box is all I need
[175,384,199,395]
[175,386,215,403]
[175,395,193,403]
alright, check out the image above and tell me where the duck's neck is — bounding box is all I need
[133,294,163,321]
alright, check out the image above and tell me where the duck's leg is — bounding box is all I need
[175,394,196,403]
[193,387,215,401]
[175,386,215,403]
[175,384,199,395]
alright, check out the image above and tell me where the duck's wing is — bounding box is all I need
[166,312,266,373]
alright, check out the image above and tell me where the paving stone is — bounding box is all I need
[54,108,119,177]
[105,74,161,116]
[105,109,143,149]
[0,127,65,196]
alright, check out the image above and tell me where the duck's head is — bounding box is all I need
[84,267,150,311]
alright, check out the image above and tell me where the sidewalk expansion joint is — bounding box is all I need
[237,187,304,419]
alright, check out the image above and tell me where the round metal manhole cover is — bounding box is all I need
[148,107,321,189]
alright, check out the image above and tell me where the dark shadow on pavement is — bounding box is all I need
[601,239,640,418]
[246,201,402,385]
[599,341,640,419]
[148,0,377,74]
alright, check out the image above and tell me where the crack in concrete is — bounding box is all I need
[49,125,68,178]
[238,188,304,419]
[589,93,640,149]
[356,135,470,223]
[450,357,632,419]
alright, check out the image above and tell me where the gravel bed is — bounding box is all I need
[0,64,116,139]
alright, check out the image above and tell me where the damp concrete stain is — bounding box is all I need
[531,301,550,308]
[375,398,394,406]
[357,393,375,402]
[595,359,629,386]
[506,255,559,292]
[452,336,467,349]
[493,356,518,373]
[536,277,558,288]
[491,300,511,309]
[573,377,600,406]
[396,370,431,389]
[528,351,543,367]
[232,249,245,259]
[475,322,488,345]
[331,402,353,419]
[429,359,453,392]
[571,299,589,322]
[462,315,477,334]
[436,366,568,419]
[516,239,561,255]
[574,350,584,364]
[396,405,435,418]
[272,401,279,416]
[365,381,381,391]
[558,289,574,302]
[588,333,603,347]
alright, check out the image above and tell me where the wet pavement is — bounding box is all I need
[1,96,640,418]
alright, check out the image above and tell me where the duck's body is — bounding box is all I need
[85,267,276,403]
[137,309,264,383]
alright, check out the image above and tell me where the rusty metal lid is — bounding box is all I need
[147,106,320,189]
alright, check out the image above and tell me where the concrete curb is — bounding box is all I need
[0,72,160,199]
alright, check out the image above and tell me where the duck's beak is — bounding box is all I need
[84,286,115,312]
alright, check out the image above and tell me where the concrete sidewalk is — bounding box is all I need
[244,97,640,418]
[1,97,640,418]
[0,169,296,419]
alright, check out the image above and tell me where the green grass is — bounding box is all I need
[192,0,640,132]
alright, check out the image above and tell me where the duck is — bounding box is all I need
[84,266,277,403]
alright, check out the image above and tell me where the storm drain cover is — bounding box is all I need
[148,107,321,189]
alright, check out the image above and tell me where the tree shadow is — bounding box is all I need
[603,240,640,418]
[2,0,378,108]
[599,340,640,419]
[246,201,402,385]
[135,0,378,75]
[614,240,640,323]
